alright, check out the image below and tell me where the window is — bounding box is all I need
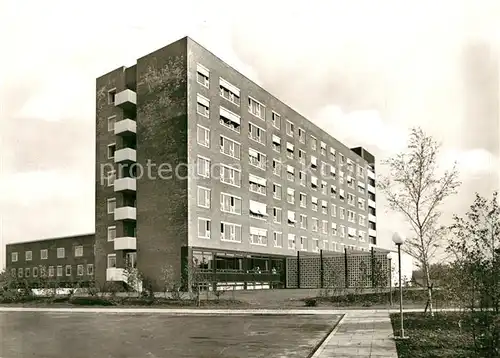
[10,268,16,277]
[272,134,281,153]
[196,94,210,118]
[339,225,346,238]
[273,232,283,248]
[11,252,18,262]
[77,265,84,276]
[331,204,337,217]
[272,112,281,129]
[25,268,30,277]
[286,120,294,136]
[107,226,116,241]
[107,254,117,268]
[300,214,307,229]
[339,207,346,219]
[330,147,336,161]
[339,189,345,202]
[249,227,267,246]
[273,159,281,177]
[347,175,355,189]
[248,97,265,120]
[321,200,328,214]
[74,246,83,257]
[358,181,366,194]
[287,211,296,226]
[311,176,318,189]
[298,128,305,143]
[312,196,318,211]
[220,164,241,187]
[347,210,356,223]
[107,88,116,104]
[287,188,295,204]
[322,220,328,234]
[197,156,211,178]
[107,198,116,214]
[310,155,318,169]
[48,266,55,277]
[107,115,116,132]
[249,148,267,170]
[196,64,210,88]
[197,125,210,148]
[220,193,242,214]
[323,240,329,250]
[220,136,241,160]
[300,236,307,251]
[321,162,328,176]
[312,238,320,252]
[273,207,282,223]
[197,186,211,208]
[288,234,296,249]
[339,153,346,165]
[249,122,266,145]
[57,247,65,259]
[320,141,327,156]
[219,106,241,133]
[312,217,319,232]
[40,249,48,260]
[311,136,317,150]
[220,222,242,242]
[25,251,32,261]
[273,183,282,200]
[299,171,306,186]
[87,264,94,276]
[359,214,366,226]
[198,218,211,239]
[331,222,337,236]
[347,159,354,172]
[286,142,294,159]
[321,180,327,195]
[331,185,337,197]
[107,169,115,187]
[348,193,356,206]
[299,193,307,208]
[64,265,71,276]
[249,200,268,220]
[286,165,295,182]
[358,198,366,210]
[219,77,240,106]
[56,266,63,277]
[359,231,366,242]
[298,149,305,164]
[107,144,116,159]
[348,227,357,240]
[18,268,23,278]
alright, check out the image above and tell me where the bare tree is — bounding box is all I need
[378,127,461,316]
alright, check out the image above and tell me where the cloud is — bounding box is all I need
[440,148,499,178]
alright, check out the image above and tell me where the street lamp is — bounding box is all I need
[392,232,408,339]
[387,252,393,306]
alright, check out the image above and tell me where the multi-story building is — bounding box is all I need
[5,234,95,286]
[5,36,377,291]
[95,36,377,290]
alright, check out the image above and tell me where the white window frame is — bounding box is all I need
[220,192,242,215]
[298,128,305,143]
[25,251,32,261]
[197,93,210,118]
[56,266,63,277]
[220,221,242,243]
[248,96,266,120]
[107,115,116,132]
[74,245,83,257]
[87,264,94,276]
[219,77,240,106]
[40,249,48,260]
[11,252,18,262]
[48,266,55,277]
[198,217,211,239]
[220,164,241,187]
[248,122,266,145]
[220,135,241,160]
[107,143,116,159]
[107,226,116,242]
[286,120,294,137]
[273,183,282,200]
[272,111,281,129]
[273,207,282,223]
[107,198,116,214]
[107,88,116,105]
[65,265,72,276]
[197,155,211,178]
[77,264,84,276]
[197,186,211,209]
[273,231,283,248]
[197,124,210,148]
[57,247,65,259]
[196,64,210,88]
[107,254,117,268]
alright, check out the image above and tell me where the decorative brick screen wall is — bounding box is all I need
[286,249,390,289]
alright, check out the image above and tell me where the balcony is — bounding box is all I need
[115,89,136,111]
[369,228,377,237]
[368,199,376,208]
[114,236,137,251]
[367,169,375,180]
[114,177,136,193]
[106,267,126,282]
[368,184,376,193]
[114,206,136,221]
[114,119,136,136]
[114,148,136,163]
[368,214,377,223]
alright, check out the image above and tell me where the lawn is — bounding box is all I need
[0,312,341,358]
[390,312,475,358]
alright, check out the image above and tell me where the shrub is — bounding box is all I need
[304,298,318,307]
[69,297,115,306]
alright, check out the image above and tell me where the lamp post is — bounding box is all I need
[387,252,393,306]
[392,232,408,339]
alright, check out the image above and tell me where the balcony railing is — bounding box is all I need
[115,89,137,111]
[114,178,136,192]
[114,119,136,136]
[114,236,137,251]
[114,148,136,163]
[114,206,136,221]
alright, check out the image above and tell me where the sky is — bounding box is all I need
[1,0,500,269]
